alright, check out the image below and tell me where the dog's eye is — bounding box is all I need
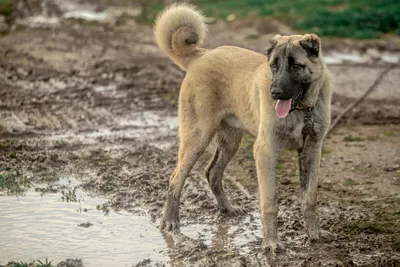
[292,64,302,70]
[270,64,277,70]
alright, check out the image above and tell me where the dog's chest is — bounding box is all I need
[277,117,306,150]
[290,121,305,140]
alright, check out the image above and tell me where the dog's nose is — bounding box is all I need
[271,87,284,99]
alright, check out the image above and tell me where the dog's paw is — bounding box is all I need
[308,228,337,242]
[221,205,246,217]
[262,239,285,256]
[160,216,180,232]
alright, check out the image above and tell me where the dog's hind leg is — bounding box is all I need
[205,122,244,216]
[160,115,217,232]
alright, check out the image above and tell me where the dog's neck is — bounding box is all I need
[297,67,330,110]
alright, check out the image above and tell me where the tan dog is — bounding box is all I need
[154,4,333,253]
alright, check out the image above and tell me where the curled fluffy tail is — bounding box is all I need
[154,4,207,70]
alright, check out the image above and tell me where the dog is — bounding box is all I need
[154,4,333,253]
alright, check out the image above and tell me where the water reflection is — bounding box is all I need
[0,179,261,266]
[0,182,168,266]
[211,224,230,250]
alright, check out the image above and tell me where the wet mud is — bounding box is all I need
[1,1,399,266]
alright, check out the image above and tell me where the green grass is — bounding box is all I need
[0,170,30,195]
[276,163,285,170]
[343,135,362,142]
[35,259,52,267]
[7,259,53,267]
[10,263,29,267]
[194,0,400,38]
[322,145,333,155]
[136,0,164,24]
[0,0,13,17]
[96,203,110,215]
[342,206,400,235]
[34,185,58,196]
[344,178,357,186]
[338,198,400,251]
[3,0,398,38]
[144,0,400,39]
[384,128,400,137]
[60,186,79,203]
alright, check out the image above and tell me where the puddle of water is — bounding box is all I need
[23,16,61,26]
[64,11,112,22]
[92,84,118,93]
[0,177,264,266]
[107,7,143,17]
[331,52,369,63]
[325,51,400,65]
[381,53,399,64]
[177,214,263,253]
[0,180,169,266]
[18,0,143,26]
[324,55,343,65]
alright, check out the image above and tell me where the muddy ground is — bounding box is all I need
[0,1,399,266]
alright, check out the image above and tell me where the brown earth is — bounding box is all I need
[0,1,399,266]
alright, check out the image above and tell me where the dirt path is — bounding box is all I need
[0,1,399,266]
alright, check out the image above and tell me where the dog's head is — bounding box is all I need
[266,34,324,118]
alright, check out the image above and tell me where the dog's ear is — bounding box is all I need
[265,34,281,58]
[299,34,320,57]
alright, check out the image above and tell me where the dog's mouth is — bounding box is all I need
[293,88,304,103]
[275,89,304,119]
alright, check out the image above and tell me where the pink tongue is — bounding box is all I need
[275,98,292,119]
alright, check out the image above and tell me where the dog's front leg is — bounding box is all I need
[299,139,333,241]
[254,134,285,254]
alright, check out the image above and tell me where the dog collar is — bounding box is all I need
[297,107,315,154]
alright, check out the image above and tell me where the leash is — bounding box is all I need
[302,107,314,136]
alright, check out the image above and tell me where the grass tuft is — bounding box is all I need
[343,135,361,142]
[7,258,54,267]
[0,170,30,195]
